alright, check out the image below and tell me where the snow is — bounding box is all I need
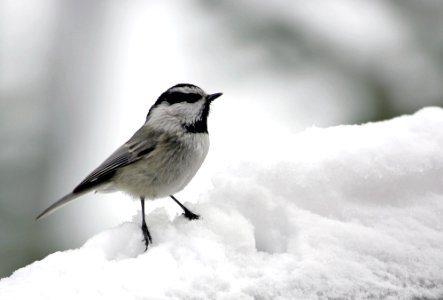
[2,107,443,299]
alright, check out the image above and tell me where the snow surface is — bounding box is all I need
[2,107,443,299]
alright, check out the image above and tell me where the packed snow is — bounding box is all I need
[1,107,443,299]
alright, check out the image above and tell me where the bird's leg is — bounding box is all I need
[170,195,200,220]
[140,197,152,251]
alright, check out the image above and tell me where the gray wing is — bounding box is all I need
[36,126,162,221]
[36,140,156,221]
[73,126,161,194]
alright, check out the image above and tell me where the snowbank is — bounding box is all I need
[2,107,443,299]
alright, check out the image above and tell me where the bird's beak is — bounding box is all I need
[207,93,223,102]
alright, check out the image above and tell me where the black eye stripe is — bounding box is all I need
[166,92,202,104]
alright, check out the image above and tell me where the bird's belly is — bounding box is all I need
[113,133,209,199]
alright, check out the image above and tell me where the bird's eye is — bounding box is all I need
[167,92,201,104]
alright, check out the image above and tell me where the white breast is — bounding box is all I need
[112,133,210,200]
[175,133,210,191]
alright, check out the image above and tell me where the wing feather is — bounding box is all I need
[36,126,163,220]
[72,127,160,193]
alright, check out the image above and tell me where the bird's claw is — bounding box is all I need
[183,210,200,221]
[141,222,152,251]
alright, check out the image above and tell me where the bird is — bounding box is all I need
[36,83,222,250]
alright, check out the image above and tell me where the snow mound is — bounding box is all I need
[2,107,443,299]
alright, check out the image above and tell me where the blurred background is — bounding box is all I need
[1,0,443,278]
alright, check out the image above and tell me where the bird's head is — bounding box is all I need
[146,83,222,133]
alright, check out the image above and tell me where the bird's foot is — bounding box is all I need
[183,209,200,221]
[170,195,200,221]
[141,222,152,251]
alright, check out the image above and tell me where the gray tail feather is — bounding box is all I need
[36,191,87,221]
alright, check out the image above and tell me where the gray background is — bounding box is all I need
[2,0,443,278]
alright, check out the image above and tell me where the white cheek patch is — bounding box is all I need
[171,100,205,123]
[147,100,205,131]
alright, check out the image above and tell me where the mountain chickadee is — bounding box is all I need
[36,83,222,250]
